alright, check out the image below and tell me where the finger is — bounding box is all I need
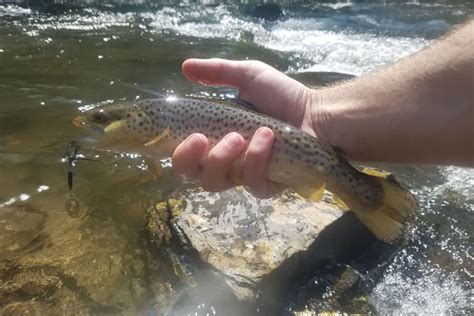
[172,134,209,180]
[200,132,245,192]
[182,58,269,88]
[241,127,276,197]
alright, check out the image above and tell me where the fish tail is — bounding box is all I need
[341,168,416,243]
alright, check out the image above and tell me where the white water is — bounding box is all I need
[10,4,446,75]
[2,2,472,314]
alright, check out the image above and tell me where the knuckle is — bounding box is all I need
[247,60,266,68]
[206,150,223,164]
[245,145,264,161]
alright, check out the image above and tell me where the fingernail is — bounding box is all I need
[256,127,273,140]
[185,134,205,146]
[224,133,243,148]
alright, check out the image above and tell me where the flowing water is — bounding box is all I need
[0,1,472,314]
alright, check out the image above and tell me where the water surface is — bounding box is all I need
[0,1,472,314]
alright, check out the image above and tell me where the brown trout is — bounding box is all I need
[73,96,416,243]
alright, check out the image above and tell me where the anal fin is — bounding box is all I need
[332,194,350,211]
[294,183,326,201]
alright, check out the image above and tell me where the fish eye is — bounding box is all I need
[92,111,108,123]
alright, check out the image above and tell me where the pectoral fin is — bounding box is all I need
[294,183,326,201]
[332,195,350,211]
[104,120,127,134]
[144,157,163,180]
[145,127,170,147]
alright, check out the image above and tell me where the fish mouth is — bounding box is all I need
[73,116,86,127]
[73,116,104,134]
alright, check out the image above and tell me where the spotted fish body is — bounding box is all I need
[74,97,416,243]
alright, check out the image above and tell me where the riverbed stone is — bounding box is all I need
[0,205,46,261]
[0,202,149,314]
[166,187,374,302]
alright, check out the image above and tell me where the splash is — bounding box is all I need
[370,261,471,314]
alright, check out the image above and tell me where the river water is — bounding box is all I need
[0,1,472,314]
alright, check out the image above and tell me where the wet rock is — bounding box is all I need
[0,205,46,260]
[166,187,375,302]
[0,263,91,314]
[145,201,172,248]
[24,214,148,312]
[0,203,149,314]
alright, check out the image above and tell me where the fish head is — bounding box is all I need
[73,104,153,153]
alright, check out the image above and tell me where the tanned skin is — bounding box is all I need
[172,20,474,198]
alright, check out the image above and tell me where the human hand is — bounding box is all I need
[172,58,318,198]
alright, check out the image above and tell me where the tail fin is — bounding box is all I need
[349,168,416,243]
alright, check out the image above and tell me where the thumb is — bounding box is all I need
[182,58,270,90]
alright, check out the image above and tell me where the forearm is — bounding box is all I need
[315,20,474,166]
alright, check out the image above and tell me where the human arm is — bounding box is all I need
[315,20,474,165]
[172,20,474,196]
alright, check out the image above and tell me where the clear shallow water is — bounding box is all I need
[0,1,473,314]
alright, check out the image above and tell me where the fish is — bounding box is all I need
[73,96,416,243]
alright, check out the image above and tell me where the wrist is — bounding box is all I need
[308,85,352,149]
[308,83,373,161]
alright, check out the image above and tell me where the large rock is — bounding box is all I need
[0,203,149,314]
[0,205,46,261]
[166,187,375,303]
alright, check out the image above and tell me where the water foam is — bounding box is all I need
[0,5,31,17]
[259,18,429,75]
[370,261,471,314]
[10,4,437,76]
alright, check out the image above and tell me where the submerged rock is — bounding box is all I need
[0,205,46,261]
[0,262,91,314]
[165,187,375,303]
[0,203,149,314]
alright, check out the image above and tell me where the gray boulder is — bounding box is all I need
[165,187,375,303]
